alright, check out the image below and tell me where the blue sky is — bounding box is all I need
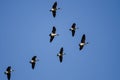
[0,0,120,80]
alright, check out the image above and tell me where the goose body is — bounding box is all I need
[57,47,65,63]
[4,66,13,80]
[30,56,39,69]
[49,26,59,42]
[69,23,78,37]
[79,34,88,50]
[50,1,60,17]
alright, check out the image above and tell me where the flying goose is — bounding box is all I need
[69,23,78,37]
[49,26,59,42]
[57,47,65,63]
[79,34,88,50]
[4,66,14,80]
[30,56,39,69]
[50,1,60,17]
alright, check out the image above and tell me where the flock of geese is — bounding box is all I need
[4,1,88,80]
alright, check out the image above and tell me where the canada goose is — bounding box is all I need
[69,23,78,37]
[30,56,39,69]
[49,26,59,42]
[50,1,60,17]
[57,47,65,63]
[79,34,88,50]
[4,66,14,80]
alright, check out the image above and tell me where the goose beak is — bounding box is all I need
[29,61,32,63]
[36,59,39,61]
[58,8,60,10]
[64,53,66,55]
[86,42,89,44]
[4,72,7,74]
[12,69,14,72]
[57,34,59,36]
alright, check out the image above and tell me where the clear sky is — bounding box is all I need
[0,0,120,80]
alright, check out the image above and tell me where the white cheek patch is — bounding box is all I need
[31,60,34,63]
[80,43,84,46]
[35,59,37,61]
[51,8,55,11]
[58,53,62,56]
[5,71,9,74]
[70,28,73,30]
[58,54,60,56]
[51,33,56,36]
[10,69,14,72]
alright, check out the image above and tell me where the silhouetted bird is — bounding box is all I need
[50,1,60,17]
[4,66,14,80]
[57,47,65,63]
[30,56,39,69]
[69,23,78,37]
[49,26,59,42]
[79,34,88,50]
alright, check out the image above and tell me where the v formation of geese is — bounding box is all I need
[3,1,89,80]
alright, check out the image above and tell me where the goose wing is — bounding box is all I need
[79,34,86,50]
[52,26,56,33]
[50,36,54,42]
[81,34,85,43]
[52,1,57,9]
[6,66,11,71]
[59,56,63,63]
[60,47,63,53]
[79,44,84,50]
[7,73,11,80]
[52,11,56,17]
[32,62,35,69]
[32,56,36,60]
[72,23,76,28]
[72,30,75,37]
